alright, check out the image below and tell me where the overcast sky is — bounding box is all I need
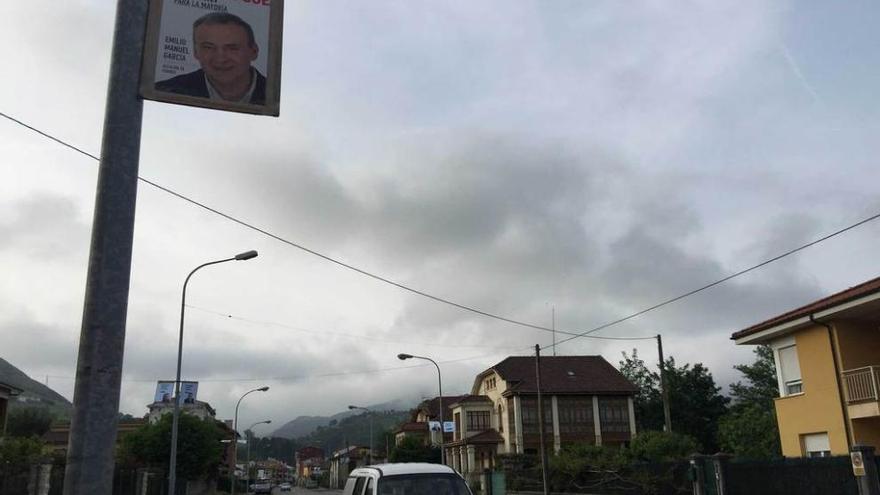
[2,1,879,436]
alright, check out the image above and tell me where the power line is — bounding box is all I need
[187,304,526,350]
[543,208,880,351]
[0,110,654,342]
[4,111,879,347]
[43,348,521,384]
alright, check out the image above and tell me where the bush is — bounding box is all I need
[628,431,700,462]
[0,436,48,465]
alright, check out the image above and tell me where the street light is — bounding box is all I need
[232,386,270,495]
[246,420,272,488]
[168,250,258,495]
[348,405,373,465]
[397,353,445,465]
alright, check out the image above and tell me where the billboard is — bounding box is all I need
[154,380,199,404]
[140,0,284,116]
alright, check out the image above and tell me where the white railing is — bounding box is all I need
[843,366,880,403]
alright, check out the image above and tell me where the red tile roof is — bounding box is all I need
[413,395,469,421]
[731,276,880,340]
[395,422,429,433]
[489,355,637,395]
[447,429,504,446]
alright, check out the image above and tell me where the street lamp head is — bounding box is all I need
[258,386,269,392]
[235,250,259,261]
[397,353,413,360]
[263,420,272,425]
[348,405,357,410]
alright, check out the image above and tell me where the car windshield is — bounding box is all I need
[377,473,471,495]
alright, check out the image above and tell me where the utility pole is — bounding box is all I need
[64,1,146,494]
[535,345,550,495]
[551,306,556,357]
[657,334,672,433]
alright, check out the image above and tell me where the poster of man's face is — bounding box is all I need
[140,0,283,116]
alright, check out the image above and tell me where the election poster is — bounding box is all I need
[153,380,199,404]
[140,0,283,116]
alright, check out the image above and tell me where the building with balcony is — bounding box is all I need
[732,276,880,457]
[0,381,23,436]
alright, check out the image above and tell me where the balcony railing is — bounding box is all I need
[842,366,880,403]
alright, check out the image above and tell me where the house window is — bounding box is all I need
[497,403,504,432]
[507,398,516,437]
[802,432,831,458]
[778,345,803,396]
[485,377,497,391]
[557,397,594,435]
[598,397,630,433]
[467,411,490,431]
[454,412,461,440]
[520,398,553,435]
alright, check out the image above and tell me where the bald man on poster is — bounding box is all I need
[156,12,266,105]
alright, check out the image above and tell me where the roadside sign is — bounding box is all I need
[852,451,866,476]
[140,0,284,116]
[443,421,455,433]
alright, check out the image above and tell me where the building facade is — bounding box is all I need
[399,355,637,478]
[732,276,880,457]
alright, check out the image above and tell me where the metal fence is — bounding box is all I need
[4,463,168,495]
[843,366,880,403]
[0,463,31,495]
[723,456,859,495]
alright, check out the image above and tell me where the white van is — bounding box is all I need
[342,463,474,495]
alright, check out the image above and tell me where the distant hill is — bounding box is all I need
[0,357,73,418]
[271,398,415,439]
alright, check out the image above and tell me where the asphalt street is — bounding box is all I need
[263,487,342,495]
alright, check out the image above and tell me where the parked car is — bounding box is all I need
[279,482,292,491]
[251,479,272,494]
[343,463,473,495]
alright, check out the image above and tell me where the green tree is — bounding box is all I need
[388,436,440,463]
[718,345,781,459]
[620,350,729,453]
[119,413,225,480]
[627,430,700,462]
[6,406,54,438]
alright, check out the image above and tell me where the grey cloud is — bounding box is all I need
[0,194,89,259]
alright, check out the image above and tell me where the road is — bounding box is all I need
[262,487,342,495]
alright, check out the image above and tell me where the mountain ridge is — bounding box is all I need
[271,397,415,439]
[0,357,73,417]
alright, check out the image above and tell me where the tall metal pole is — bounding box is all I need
[398,354,444,465]
[535,345,550,495]
[169,252,257,495]
[246,422,272,488]
[63,1,146,493]
[231,386,269,495]
[657,334,672,433]
[433,361,444,466]
[552,306,556,357]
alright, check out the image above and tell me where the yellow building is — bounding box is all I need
[732,276,880,457]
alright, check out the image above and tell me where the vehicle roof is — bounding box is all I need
[349,463,456,477]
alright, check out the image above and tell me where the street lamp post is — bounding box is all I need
[397,353,444,465]
[348,405,373,464]
[168,250,258,495]
[231,386,270,495]
[246,420,272,489]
